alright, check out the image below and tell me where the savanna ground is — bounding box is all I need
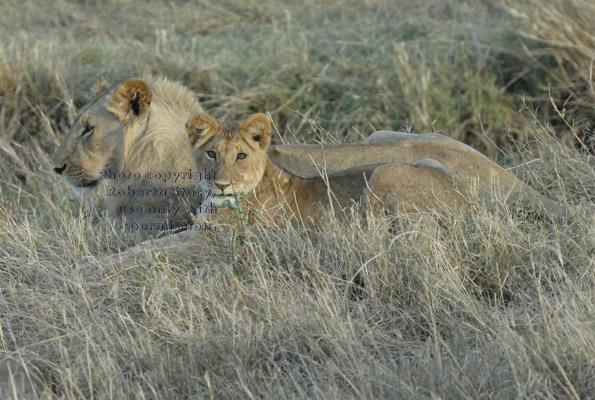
[0,0,594,398]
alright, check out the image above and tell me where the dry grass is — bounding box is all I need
[0,0,594,398]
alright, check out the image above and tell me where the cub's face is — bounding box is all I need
[187,113,272,203]
[51,78,152,190]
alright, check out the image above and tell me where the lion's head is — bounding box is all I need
[51,77,202,191]
[187,113,272,203]
[51,78,153,189]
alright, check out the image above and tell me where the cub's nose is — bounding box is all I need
[53,164,67,175]
[216,182,230,191]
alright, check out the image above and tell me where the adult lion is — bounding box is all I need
[51,77,215,238]
[187,113,570,222]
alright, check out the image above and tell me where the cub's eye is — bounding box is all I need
[81,126,94,137]
[206,150,217,159]
[236,152,247,160]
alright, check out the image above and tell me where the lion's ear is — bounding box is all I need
[241,114,271,150]
[187,113,219,147]
[93,77,110,94]
[107,78,152,125]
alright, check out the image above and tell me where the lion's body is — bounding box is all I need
[270,131,570,219]
[188,114,570,223]
[244,158,470,221]
[51,77,210,238]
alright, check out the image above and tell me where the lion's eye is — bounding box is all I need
[206,150,217,159]
[81,126,94,137]
[236,153,247,160]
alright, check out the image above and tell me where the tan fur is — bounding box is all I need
[189,114,571,223]
[270,132,572,219]
[51,76,208,237]
[188,114,475,223]
[106,78,152,125]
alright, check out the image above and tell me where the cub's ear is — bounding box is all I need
[107,78,152,125]
[241,113,271,149]
[93,77,110,94]
[187,113,219,147]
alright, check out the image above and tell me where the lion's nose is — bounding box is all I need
[53,164,67,175]
[216,182,230,191]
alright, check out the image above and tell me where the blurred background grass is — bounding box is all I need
[1,0,593,156]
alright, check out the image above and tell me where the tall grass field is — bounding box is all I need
[0,0,593,398]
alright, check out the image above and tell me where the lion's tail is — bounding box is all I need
[501,177,580,222]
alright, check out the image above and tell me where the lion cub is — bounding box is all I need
[187,113,468,223]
